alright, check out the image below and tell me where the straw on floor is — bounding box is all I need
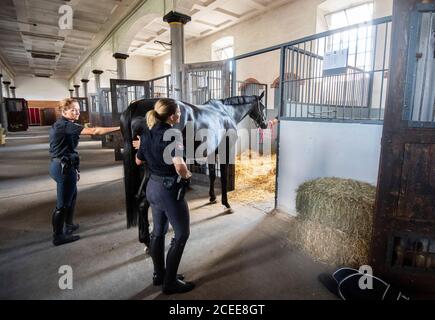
[229,151,276,203]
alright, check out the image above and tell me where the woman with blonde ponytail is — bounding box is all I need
[134,98,195,295]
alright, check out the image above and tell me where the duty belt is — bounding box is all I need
[51,156,80,170]
[150,174,189,201]
[150,174,178,183]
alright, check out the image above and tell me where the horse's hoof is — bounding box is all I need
[144,246,150,255]
[209,197,217,204]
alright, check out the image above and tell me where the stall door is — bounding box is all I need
[371,0,435,296]
[110,79,150,125]
[110,79,150,160]
[182,60,231,104]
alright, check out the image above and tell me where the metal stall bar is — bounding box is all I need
[148,74,171,98]
[367,23,378,118]
[275,46,286,209]
[279,16,391,123]
[404,7,435,127]
[378,22,389,121]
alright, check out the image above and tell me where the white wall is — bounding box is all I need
[276,120,383,214]
[152,53,170,79]
[147,0,323,80]
[77,48,154,94]
[185,0,323,64]
[14,76,70,100]
[127,55,154,80]
[373,0,393,19]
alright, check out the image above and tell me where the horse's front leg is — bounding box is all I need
[220,163,233,213]
[138,194,150,252]
[208,163,217,203]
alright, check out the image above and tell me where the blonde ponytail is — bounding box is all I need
[146,110,160,129]
[146,98,178,129]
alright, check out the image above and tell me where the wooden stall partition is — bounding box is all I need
[370,0,435,298]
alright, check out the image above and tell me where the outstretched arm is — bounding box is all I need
[81,126,120,136]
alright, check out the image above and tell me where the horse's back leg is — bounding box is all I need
[220,163,233,212]
[220,136,234,212]
[207,152,217,203]
[208,162,217,203]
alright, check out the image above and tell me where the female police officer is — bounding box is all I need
[49,98,120,246]
[134,98,194,295]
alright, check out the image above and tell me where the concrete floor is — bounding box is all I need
[0,126,337,300]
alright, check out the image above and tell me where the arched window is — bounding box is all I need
[211,36,234,61]
[317,1,375,71]
[324,2,373,30]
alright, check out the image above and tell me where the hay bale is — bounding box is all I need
[292,177,376,267]
[289,220,371,267]
[296,177,375,239]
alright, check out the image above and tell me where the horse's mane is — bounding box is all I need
[221,96,257,105]
[206,96,256,106]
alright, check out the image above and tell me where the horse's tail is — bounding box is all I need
[120,101,141,228]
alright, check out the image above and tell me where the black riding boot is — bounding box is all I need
[149,235,166,285]
[65,193,79,235]
[162,238,194,294]
[52,207,80,246]
[138,198,151,248]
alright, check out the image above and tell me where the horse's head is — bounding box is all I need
[248,91,268,129]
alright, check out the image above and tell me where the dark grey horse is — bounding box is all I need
[120,94,267,247]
